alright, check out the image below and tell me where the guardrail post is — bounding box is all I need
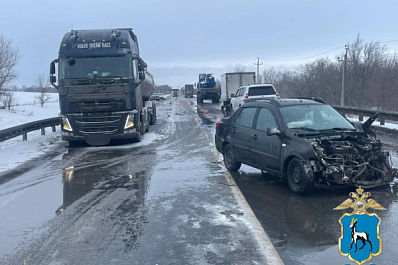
[359,115,363,122]
[41,128,45,135]
[23,133,27,141]
[52,125,56,132]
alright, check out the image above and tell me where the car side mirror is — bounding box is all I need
[231,93,235,98]
[267,126,281,136]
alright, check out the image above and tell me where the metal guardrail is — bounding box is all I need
[0,117,60,143]
[332,105,398,125]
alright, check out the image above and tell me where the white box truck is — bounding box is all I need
[220,72,255,114]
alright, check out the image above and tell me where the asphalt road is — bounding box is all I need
[1,97,397,265]
[0,97,281,265]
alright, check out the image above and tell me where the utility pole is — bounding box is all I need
[338,45,353,106]
[254,57,263,84]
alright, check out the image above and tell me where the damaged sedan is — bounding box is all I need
[215,98,397,194]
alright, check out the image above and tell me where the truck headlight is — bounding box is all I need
[61,116,73,132]
[124,113,135,129]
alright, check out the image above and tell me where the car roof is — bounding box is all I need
[244,98,325,108]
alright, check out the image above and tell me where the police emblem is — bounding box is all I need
[334,187,386,264]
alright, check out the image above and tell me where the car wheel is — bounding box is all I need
[223,144,241,171]
[287,158,314,194]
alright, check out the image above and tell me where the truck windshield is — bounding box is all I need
[60,55,132,80]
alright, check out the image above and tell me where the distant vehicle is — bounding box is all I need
[150,93,160,101]
[185,84,194,98]
[50,28,156,146]
[215,98,397,194]
[172,88,179,97]
[220,72,255,114]
[197,73,220,103]
[158,93,166,100]
[231,84,279,112]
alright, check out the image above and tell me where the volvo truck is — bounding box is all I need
[50,28,156,146]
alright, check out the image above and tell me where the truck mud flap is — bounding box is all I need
[85,135,111,146]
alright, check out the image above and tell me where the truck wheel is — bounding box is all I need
[223,144,241,171]
[287,158,314,194]
[149,113,154,125]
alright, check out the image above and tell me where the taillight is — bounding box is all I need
[276,91,280,98]
[216,120,221,130]
[243,93,248,101]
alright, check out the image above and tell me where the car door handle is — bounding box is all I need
[251,134,258,140]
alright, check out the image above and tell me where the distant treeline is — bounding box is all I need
[5,85,58,93]
[263,35,398,111]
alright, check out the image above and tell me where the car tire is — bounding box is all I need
[287,158,314,194]
[223,144,241,171]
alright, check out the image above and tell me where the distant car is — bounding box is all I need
[150,93,160,101]
[158,93,166,100]
[231,84,279,112]
[215,98,396,194]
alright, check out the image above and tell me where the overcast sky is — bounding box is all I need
[1,0,398,88]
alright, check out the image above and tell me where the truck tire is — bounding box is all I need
[197,94,203,103]
[149,113,154,125]
[287,158,314,194]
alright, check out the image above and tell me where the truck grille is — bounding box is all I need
[70,113,126,136]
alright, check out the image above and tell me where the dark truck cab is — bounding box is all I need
[50,28,155,146]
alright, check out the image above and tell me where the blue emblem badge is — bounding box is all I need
[334,187,385,264]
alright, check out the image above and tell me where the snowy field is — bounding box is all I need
[0,92,61,175]
[0,92,59,130]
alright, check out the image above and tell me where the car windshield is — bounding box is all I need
[280,104,355,131]
[60,55,132,80]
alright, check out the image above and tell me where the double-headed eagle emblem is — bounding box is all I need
[334,187,386,214]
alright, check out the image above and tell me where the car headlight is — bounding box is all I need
[61,116,73,132]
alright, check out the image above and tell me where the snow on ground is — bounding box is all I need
[0,92,61,175]
[0,92,59,130]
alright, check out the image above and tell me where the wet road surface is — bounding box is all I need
[0,98,281,265]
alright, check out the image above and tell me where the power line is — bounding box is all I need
[264,46,345,62]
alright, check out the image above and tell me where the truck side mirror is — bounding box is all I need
[50,61,56,74]
[231,93,235,97]
[50,59,58,89]
[139,72,145,80]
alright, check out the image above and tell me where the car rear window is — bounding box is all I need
[248,86,275,96]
